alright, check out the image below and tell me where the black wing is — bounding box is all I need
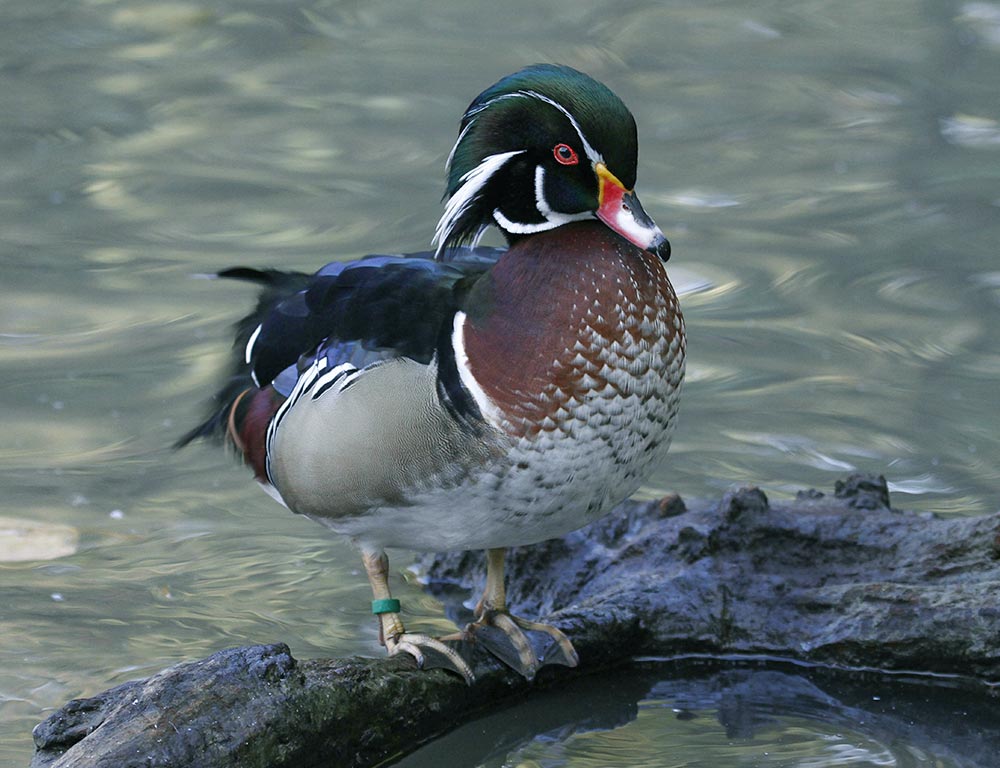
[177,248,501,446]
[245,249,501,389]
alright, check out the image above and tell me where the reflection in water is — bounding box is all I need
[398,661,998,768]
[2,0,999,765]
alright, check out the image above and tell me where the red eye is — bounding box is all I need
[553,143,579,165]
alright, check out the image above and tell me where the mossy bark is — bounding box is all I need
[31,475,1000,767]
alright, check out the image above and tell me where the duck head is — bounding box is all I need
[434,64,669,261]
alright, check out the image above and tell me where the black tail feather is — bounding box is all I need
[174,268,311,449]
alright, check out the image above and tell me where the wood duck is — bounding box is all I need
[180,64,685,683]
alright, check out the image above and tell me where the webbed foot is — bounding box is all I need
[385,630,475,684]
[362,547,475,684]
[464,609,578,680]
[457,548,579,680]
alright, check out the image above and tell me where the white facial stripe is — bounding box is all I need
[434,149,525,255]
[439,89,605,248]
[464,90,603,165]
[491,165,593,235]
[521,90,603,165]
[464,91,522,118]
[444,119,475,176]
[537,165,595,223]
[493,211,591,236]
[534,164,549,214]
[451,311,502,425]
[492,208,562,235]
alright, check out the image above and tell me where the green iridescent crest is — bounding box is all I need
[435,64,639,253]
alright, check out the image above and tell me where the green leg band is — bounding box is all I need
[371,598,401,615]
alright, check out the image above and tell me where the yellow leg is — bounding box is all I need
[361,549,406,643]
[475,547,509,614]
[465,548,579,680]
[360,546,474,684]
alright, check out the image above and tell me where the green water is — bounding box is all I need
[2,1,998,765]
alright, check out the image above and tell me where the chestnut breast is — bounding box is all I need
[461,221,685,440]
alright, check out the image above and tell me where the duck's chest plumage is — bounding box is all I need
[462,224,684,443]
[268,224,685,551]
[444,223,685,545]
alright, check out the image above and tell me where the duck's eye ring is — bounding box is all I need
[553,143,579,165]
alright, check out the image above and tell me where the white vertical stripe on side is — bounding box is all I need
[451,311,503,426]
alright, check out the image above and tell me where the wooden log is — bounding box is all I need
[31,474,1000,767]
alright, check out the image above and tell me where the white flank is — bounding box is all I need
[264,357,363,485]
[264,356,326,483]
[451,311,502,425]
[433,150,525,256]
[269,358,325,435]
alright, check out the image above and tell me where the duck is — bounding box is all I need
[179,64,685,684]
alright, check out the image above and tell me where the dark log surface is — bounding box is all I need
[31,475,1000,768]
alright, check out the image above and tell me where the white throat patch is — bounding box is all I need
[492,165,592,235]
